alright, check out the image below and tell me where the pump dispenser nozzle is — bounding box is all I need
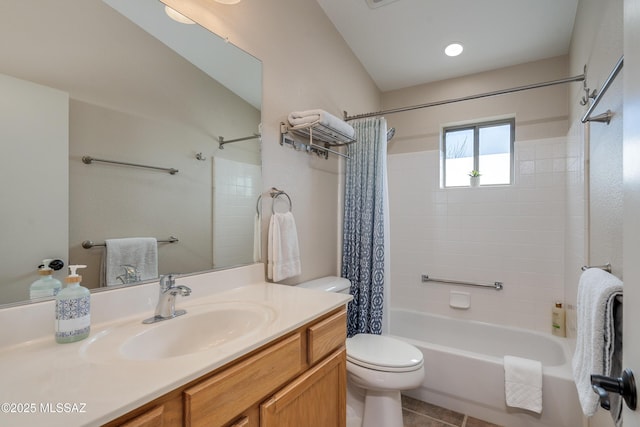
[38,259,54,275]
[66,265,87,283]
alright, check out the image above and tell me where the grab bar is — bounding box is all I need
[82,236,179,249]
[421,274,503,291]
[581,263,612,273]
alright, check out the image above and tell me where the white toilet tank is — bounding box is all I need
[297,276,351,294]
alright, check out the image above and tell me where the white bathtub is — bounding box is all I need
[389,309,583,427]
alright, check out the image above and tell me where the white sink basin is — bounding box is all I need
[81,302,276,361]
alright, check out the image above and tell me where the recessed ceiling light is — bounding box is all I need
[214,0,242,4]
[164,6,195,24]
[445,43,464,57]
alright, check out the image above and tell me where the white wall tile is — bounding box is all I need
[388,138,567,332]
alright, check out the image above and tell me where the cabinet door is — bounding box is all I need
[185,333,303,427]
[261,349,346,427]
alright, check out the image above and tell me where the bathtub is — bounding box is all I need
[388,309,583,427]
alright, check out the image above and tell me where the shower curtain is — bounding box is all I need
[342,117,389,337]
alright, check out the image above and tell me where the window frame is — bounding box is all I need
[442,118,515,188]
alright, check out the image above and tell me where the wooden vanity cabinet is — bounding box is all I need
[104,307,347,427]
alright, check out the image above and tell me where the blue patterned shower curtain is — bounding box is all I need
[342,117,388,337]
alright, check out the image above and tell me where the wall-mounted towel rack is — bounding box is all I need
[218,133,261,150]
[82,156,178,175]
[280,122,354,160]
[581,262,612,273]
[82,236,179,249]
[581,56,623,125]
[256,187,292,215]
[421,274,504,291]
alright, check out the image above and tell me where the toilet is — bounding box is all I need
[298,276,425,427]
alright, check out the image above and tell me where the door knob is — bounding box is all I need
[591,369,637,411]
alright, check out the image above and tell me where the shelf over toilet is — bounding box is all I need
[280,121,356,159]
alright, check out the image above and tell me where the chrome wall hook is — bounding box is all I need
[580,66,598,106]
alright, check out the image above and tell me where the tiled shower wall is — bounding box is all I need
[213,157,262,268]
[388,136,571,333]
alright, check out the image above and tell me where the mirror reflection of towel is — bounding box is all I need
[267,212,301,282]
[101,238,158,286]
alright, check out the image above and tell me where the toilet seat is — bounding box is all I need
[346,334,424,372]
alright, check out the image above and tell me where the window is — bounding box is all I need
[442,118,514,187]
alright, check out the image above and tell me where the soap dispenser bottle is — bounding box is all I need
[55,265,91,343]
[29,259,63,299]
[552,301,566,337]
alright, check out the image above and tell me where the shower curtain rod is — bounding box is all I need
[343,73,585,121]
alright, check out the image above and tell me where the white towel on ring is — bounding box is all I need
[504,355,543,413]
[267,212,301,282]
[288,109,355,139]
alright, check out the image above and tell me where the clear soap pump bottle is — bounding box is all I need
[29,259,62,299]
[55,265,91,343]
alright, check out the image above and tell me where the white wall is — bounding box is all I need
[622,0,640,425]
[564,0,624,345]
[384,57,570,332]
[564,1,623,426]
[164,0,381,284]
[0,74,69,304]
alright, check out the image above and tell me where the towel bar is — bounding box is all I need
[581,263,612,273]
[82,236,178,249]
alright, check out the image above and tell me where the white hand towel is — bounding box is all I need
[267,212,301,282]
[504,355,543,414]
[288,109,356,139]
[101,237,158,286]
[572,268,623,416]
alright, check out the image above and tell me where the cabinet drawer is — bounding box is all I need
[184,333,303,427]
[307,309,347,365]
[119,405,164,427]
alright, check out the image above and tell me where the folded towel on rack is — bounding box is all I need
[572,268,623,417]
[267,212,301,282]
[100,237,158,286]
[504,355,543,413]
[288,109,356,139]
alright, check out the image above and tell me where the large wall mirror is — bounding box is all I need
[0,0,262,306]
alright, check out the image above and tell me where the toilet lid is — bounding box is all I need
[346,334,424,372]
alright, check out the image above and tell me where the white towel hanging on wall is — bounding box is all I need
[267,212,301,282]
[572,268,623,416]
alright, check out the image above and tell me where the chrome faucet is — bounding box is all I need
[143,274,192,324]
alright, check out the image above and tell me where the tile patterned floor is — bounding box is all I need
[402,395,503,427]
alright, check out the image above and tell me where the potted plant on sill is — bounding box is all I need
[468,170,481,187]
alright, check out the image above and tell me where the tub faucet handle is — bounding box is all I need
[591,369,637,411]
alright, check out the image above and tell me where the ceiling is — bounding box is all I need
[316,0,579,92]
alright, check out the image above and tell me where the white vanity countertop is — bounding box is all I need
[0,270,351,426]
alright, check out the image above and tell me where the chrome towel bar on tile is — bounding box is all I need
[421,274,503,291]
